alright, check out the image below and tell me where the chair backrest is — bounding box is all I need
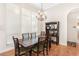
[22,33,29,41]
[37,36,48,53]
[31,32,36,39]
[38,36,47,46]
[12,36,20,56]
[40,31,46,36]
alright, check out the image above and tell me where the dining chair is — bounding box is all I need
[31,32,36,40]
[12,36,30,56]
[31,36,48,56]
[22,33,29,41]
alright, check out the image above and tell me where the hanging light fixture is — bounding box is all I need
[36,3,47,21]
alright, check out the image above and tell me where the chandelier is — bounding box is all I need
[36,3,47,21]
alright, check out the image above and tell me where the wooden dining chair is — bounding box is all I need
[31,32,36,40]
[31,36,48,56]
[12,36,30,56]
[22,33,29,41]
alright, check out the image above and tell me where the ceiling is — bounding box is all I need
[16,3,59,11]
[28,3,59,10]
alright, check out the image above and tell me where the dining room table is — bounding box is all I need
[19,35,47,56]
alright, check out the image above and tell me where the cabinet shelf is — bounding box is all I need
[46,21,59,45]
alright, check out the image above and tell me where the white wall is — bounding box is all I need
[0,4,6,51]
[21,8,37,33]
[31,12,38,33]
[0,3,38,52]
[6,4,21,45]
[0,4,22,52]
[21,8,32,33]
[45,3,79,46]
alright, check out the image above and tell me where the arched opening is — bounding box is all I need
[67,8,79,47]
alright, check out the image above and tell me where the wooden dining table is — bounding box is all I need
[19,35,46,56]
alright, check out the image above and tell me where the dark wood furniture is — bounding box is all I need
[30,32,36,40]
[13,36,30,56]
[13,36,31,56]
[13,33,48,56]
[20,34,38,56]
[46,21,59,49]
[67,41,76,47]
[22,33,29,41]
[32,35,48,56]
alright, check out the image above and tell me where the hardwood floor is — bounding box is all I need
[49,44,79,56]
[0,44,79,56]
[0,49,15,56]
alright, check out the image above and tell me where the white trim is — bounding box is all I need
[59,42,67,46]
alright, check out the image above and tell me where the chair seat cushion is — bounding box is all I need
[32,44,44,52]
[19,46,30,56]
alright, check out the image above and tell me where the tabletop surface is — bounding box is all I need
[20,36,46,47]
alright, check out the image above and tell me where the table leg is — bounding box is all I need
[49,39,51,50]
[29,50,32,56]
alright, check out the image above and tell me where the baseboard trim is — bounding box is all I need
[59,43,67,46]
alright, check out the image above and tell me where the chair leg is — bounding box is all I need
[43,49,45,56]
[15,54,17,56]
[49,39,51,50]
[37,51,39,56]
[46,48,48,55]
[29,50,32,56]
[57,36,59,45]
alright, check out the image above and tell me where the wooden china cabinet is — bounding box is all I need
[46,21,59,49]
